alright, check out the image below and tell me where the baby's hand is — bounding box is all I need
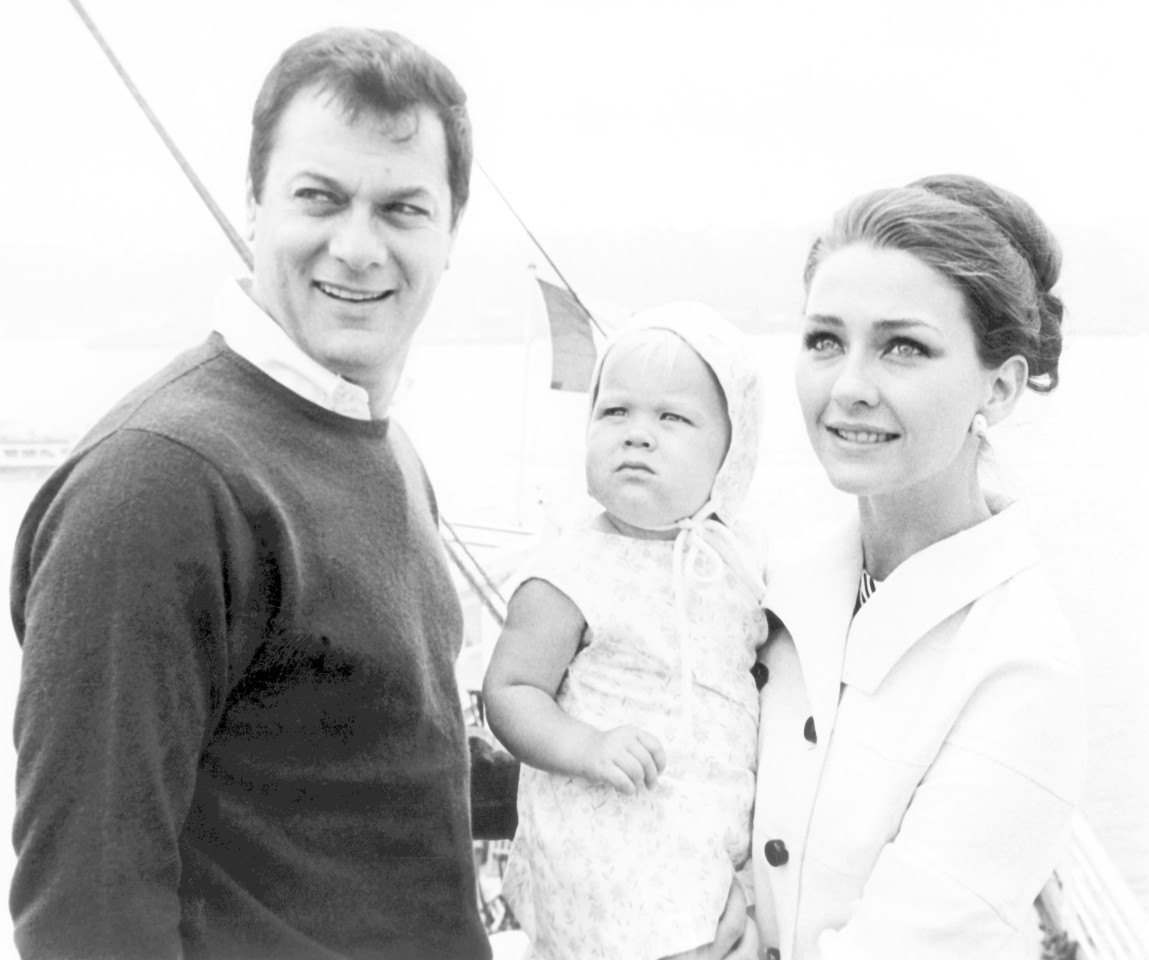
[581,725,667,794]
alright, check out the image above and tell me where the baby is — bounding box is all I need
[483,303,768,959]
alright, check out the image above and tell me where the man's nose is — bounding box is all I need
[328,208,387,272]
[829,351,879,407]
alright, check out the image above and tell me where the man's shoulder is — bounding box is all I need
[80,334,268,452]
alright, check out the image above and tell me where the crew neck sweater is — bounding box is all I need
[11,334,490,959]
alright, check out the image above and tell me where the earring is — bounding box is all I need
[970,413,988,439]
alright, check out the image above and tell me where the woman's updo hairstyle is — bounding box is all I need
[803,174,1064,393]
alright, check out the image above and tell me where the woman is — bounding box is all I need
[750,175,1087,959]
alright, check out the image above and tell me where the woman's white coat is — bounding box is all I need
[751,502,1086,959]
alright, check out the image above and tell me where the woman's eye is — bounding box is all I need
[887,338,928,359]
[803,331,841,353]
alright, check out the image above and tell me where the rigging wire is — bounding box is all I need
[66,0,253,271]
[477,162,607,338]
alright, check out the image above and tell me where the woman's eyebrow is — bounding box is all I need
[805,315,938,333]
[874,318,939,333]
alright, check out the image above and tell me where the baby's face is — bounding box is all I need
[586,342,731,536]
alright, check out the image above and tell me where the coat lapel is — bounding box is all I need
[843,503,1040,693]
[764,510,860,748]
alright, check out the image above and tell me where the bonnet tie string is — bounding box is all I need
[666,508,766,746]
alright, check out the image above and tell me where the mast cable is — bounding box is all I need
[477,162,607,338]
[442,518,507,607]
[66,0,253,271]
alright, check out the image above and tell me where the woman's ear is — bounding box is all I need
[244,178,257,242]
[984,354,1028,426]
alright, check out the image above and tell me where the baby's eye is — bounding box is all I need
[599,406,627,418]
[660,412,689,424]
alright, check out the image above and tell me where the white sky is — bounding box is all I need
[2,0,1147,338]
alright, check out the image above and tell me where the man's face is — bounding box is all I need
[247,86,456,394]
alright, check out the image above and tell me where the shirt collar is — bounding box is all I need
[212,278,373,421]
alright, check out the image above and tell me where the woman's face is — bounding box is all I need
[795,243,997,502]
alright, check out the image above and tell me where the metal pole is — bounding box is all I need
[65,0,253,271]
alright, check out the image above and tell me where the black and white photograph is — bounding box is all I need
[2,2,1146,958]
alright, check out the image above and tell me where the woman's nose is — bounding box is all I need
[328,208,388,272]
[829,353,879,407]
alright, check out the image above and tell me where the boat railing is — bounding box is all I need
[0,442,72,469]
[1038,813,1149,959]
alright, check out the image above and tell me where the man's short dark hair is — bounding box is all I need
[248,27,472,226]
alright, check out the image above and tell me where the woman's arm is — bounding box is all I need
[817,650,1086,959]
[482,578,666,794]
[663,881,759,960]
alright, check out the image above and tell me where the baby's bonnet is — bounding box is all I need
[590,301,764,530]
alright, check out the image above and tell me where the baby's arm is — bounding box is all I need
[483,578,666,795]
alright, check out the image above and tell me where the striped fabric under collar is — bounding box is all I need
[855,568,880,614]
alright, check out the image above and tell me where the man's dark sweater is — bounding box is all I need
[10,335,491,959]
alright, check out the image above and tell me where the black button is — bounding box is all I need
[764,839,789,866]
[803,716,817,744]
[766,950,781,960]
[751,661,770,690]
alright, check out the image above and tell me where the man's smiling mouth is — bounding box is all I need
[314,281,392,303]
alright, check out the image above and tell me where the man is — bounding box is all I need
[11,25,754,960]
[11,28,489,959]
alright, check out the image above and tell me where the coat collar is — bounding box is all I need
[843,501,1039,692]
[764,501,1040,709]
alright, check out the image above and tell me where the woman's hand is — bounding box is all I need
[661,880,758,959]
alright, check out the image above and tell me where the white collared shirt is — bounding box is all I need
[211,279,372,421]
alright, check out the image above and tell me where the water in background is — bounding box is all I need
[2,332,1146,935]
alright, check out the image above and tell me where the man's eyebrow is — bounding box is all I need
[385,184,437,201]
[292,171,345,191]
[293,172,437,202]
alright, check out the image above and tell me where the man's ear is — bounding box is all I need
[984,354,1028,426]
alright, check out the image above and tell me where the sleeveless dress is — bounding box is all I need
[502,525,768,960]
